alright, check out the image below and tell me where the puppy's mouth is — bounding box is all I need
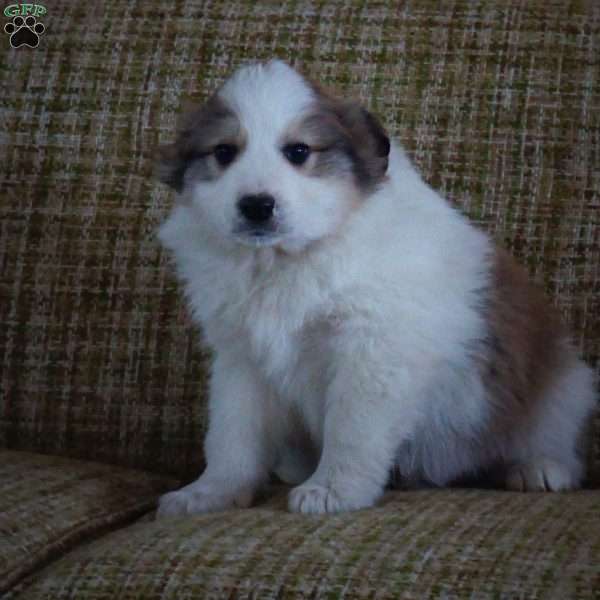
[232,225,285,248]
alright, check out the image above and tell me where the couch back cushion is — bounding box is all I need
[1,1,598,482]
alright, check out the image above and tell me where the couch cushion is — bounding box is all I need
[0,450,176,595]
[6,488,599,599]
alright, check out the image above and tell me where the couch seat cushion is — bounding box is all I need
[6,488,599,599]
[0,450,176,594]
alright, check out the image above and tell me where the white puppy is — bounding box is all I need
[156,60,596,516]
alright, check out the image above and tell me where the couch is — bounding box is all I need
[1,1,599,597]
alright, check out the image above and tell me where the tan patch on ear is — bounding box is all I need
[477,247,570,428]
[301,80,390,190]
[156,94,242,191]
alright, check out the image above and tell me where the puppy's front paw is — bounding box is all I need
[289,483,341,514]
[289,482,373,514]
[157,489,229,518]
[156,484,253,519]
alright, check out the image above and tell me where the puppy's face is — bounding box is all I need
[158,60,390,253]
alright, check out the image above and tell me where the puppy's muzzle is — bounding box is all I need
[238,194,275,224]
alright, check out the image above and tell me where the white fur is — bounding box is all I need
[156,61,596,517]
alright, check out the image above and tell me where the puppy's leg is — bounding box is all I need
[157,350,274,518]
[289,345,416,514]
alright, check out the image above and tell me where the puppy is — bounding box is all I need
[155,60,596,516]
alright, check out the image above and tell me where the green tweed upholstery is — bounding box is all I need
[1,0,599,597]
[6,488,600,599]
[0,451,176,595]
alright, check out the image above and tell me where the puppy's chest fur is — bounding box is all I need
[193,248,337,399]
[251,310,337,390]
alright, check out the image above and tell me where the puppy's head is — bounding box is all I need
[158,60,390,253]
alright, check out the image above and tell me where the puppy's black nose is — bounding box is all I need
[238,194,275,224]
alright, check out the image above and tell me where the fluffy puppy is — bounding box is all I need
[156,60,596,516]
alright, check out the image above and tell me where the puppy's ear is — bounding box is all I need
[156,96,239,193]
[156,103,201,192]
[156,142,186,192]
[335,102,390,187]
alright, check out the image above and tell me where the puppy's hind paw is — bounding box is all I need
[506,459,576,492]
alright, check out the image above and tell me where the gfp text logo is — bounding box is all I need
[4,4,46,48]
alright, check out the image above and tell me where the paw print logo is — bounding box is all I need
[4,15,45,48]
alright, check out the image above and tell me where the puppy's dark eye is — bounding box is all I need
[214,144,238,167]
[283,143,310,166]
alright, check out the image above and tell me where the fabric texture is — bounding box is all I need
[0,1,598,482]
[6,488,600,599]
[0,450,177,595]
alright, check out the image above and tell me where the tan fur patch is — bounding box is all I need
[290,81,390,190]
[157,94,243,191]
[477,247,570,430]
